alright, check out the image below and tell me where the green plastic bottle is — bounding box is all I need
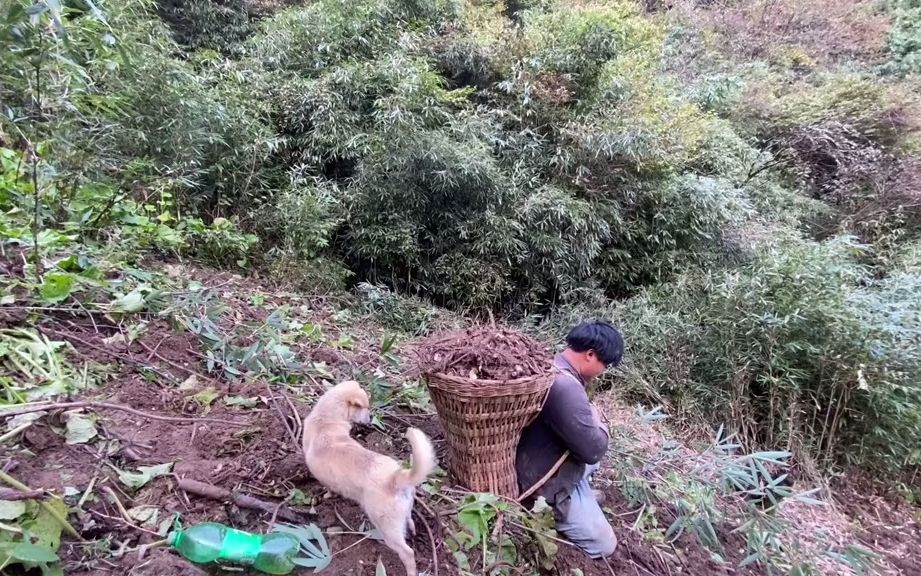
[169,522,300,575]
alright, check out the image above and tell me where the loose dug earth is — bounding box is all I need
[5,269,919,576]
[9,303,454,576]
[6,313,753,576]
[416,327,551,380]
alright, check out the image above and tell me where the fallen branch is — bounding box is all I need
[177,478,307,524]
[0,488,45,501]
[101,486,161,537]
[265,384,299,448]
[413,508,439,576]
[0,401,248,427]
[0,470,82,540]
[0,422,32,445]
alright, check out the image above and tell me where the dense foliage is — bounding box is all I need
[1,0,919,478]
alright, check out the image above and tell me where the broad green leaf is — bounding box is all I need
[118,462,173,490]
[191,387,218,410]
[157,514,177,537]
[739,552,762,567]
[274,523,331,571]
[109,290,146,313]
[127,505,159,527]
[64,411,97,444]
[366,529,383,541]
[10,542,58,563]
[224,396,259,408]
[39,274,74,304]
[7,411,45,430]
[20,497,66,551]
[25,4,48,16]
[178,375,199,390]
[0,500,26,520]
[292,556,331,570]
[375,557,387,576]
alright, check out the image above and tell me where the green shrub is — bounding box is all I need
[182,217,260,268]
[243,0,772,309]
[267,253,353,294]
[356,282,455,335]
[597,174,752,294]
[259,181,341,260]
[690,74,744,116]
[155,0,255,55]
[616,235,921,474]
[884,0,921,77]
[730,71,921,251]
[517,0,663,96]
[0,0,276,217]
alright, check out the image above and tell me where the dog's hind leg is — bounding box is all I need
[375,516,417,576]
[406,514,416,537]
[369,500,417,576]
[385,534,416,576]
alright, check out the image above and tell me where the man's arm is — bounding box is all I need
[542,380,609,464]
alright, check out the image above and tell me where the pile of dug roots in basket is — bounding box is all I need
[416,326,551,380]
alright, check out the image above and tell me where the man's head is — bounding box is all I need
[563,320,624,380]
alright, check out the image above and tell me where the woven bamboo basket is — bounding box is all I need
[424,371,552,498]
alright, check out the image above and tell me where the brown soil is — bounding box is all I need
[834,475,921,576]
[6,268,919,576]
[2,275,456,576]
[416,327,551,380]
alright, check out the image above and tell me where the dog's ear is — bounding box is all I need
[346,393,371,424]
[346,391,370,409]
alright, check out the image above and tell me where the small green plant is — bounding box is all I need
[271,523,332,572]
[0,494,69,576]
[446,493,515,576]
[182,217,259,269]
[176,297,300,380]
[825,545,878,576]
[518,497,560,571]
[0,329,78,403]
[356,283,443,336]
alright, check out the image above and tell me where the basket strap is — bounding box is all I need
[517,450,570,503]
[517,367,586,502]
[522,366,567,427]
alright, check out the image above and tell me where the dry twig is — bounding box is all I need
[177,478,307,523]
[0,401,248,427]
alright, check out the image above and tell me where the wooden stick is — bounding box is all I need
[0,401,247,427]
[0,423,32,445]
[506,520,575,548]
[177,478,306,523]
[0,488,45,501]
[414,508,439,576]
[0,470,82,540]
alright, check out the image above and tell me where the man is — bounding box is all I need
[516,320,624,558]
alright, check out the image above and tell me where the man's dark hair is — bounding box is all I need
[566,320,624,367]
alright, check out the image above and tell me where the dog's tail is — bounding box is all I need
[392,427,436,488]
